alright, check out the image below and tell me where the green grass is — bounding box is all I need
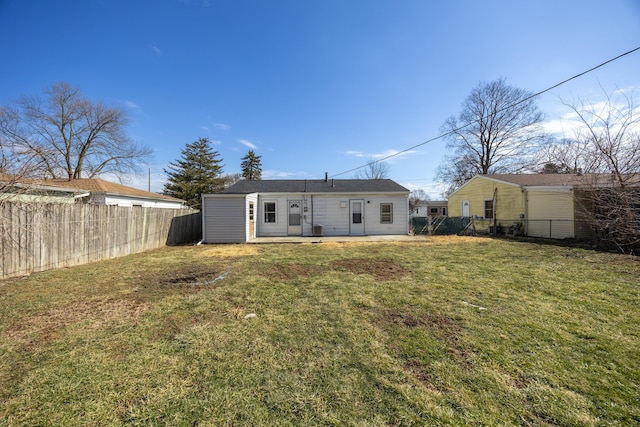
[1,237,639,426]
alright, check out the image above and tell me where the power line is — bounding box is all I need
[330,46,640,178]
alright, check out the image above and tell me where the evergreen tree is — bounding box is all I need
[163,137,224,209]
[241,150,262,180]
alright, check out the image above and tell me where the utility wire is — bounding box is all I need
[330,46,640,178]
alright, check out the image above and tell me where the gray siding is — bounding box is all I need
[203,195,247,243]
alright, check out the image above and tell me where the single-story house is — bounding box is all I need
[1,175,80,204]
[1,176,185,209]
[202,178,410,243]
[410,200,448,218]
[447,173,639,239]
[48,178,186,208]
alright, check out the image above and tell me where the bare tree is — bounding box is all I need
[544,90,640,252]
[222,173,243,188]
[354,159,390,179]
[437,78,546,195]
[0,121,47,197]
[1,132,49,264]
[0,82,151,180]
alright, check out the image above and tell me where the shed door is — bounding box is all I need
[350,199,365,235]
[288,200,302,236]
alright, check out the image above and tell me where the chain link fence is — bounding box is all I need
[411,216,589,239]
[411,216,471,235]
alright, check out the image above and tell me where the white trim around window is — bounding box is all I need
[380,203,393,223]
[263,200,277,224]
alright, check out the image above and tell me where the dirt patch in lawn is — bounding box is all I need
[375,308,475,372]
[141,264,230,288]
[377,310,463,336]
[331,258,410,281]
[260,263,325,280]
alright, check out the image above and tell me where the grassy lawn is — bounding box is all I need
[1,237,639,426]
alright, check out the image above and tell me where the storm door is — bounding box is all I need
[288,200,302,235]
[349,199,365,235]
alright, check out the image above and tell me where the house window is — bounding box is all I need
[249,202,254,221]
[442,207,447,216]
[264,201,276,223]
[380,203,393,223]
[484,199,494,219]
[430,207,439,215]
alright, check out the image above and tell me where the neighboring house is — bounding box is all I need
[202,179,410,243]
[1,176,185,208]
[410,200,447,218]
[0,177,79,204]
[47,179,186,208]
[447,173,639,239]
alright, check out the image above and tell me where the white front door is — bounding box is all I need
[350,199,365,235]
[461,200,470,217]
[288,200,302,235]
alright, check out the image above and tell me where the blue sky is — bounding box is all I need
[1,0,639,198]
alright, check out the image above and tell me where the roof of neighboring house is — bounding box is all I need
[477,173,640,188]
[219,179,410,194]
[36,178,184,202]
[1,174,81,194]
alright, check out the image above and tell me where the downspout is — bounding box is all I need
[311,194,314,235]
[492,187,498,236]
[523,188,528,236]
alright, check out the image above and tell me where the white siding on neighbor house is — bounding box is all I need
[526,189,575,239]
[202,195,248,243]
[0,193,76,204]
[100,195,184,209]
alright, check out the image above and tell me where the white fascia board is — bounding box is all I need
[96,191,185,204]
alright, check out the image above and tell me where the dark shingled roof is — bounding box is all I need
[220,179,409,194]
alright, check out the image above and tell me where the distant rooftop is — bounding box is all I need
[483,173,640,187]
[34,178,183,201]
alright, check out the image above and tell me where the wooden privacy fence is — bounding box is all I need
[0,202,202,280]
